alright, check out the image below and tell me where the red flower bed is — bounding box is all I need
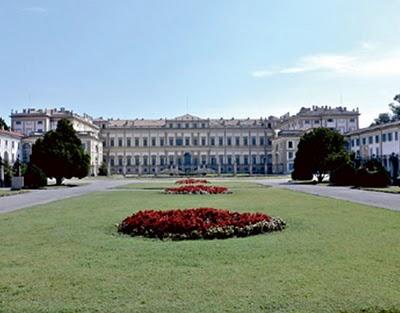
[175,178,209,185]
[118,208,286,240]
[165,184,230,194]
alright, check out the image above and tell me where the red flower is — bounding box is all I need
[118,208,286,240]
[165,184,230,194]
[175,179,210,185]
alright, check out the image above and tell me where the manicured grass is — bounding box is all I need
[0,189,29,197]
[362,186,400,194]
[1,182,400,313]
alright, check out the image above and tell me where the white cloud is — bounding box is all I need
[22,7,47,13]
[252,46,400,78]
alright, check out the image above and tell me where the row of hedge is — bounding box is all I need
[330,162,391,188]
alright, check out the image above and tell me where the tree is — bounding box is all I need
[0,117,10,131]
[30,119,90,185]
[24,162,47,189]
[373,113,391,125]
[292,128,349,183]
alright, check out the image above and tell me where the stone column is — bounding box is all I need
[233,162,237,176]
[217,164,221,176]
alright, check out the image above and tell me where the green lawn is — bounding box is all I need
[0,189,29,197]
[1,181,399,313]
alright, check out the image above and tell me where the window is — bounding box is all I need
[382,133,386,142]
[143,156,148,166]
[110,157,114,166]
[169,137,174,146]
[305,120,310,124]
[16,121,21,125]
[288,151,293,159]
[152,156,156,166]
[193,123,197,128]
[160,138,164,146]
[227,137,232,146]
[118,138,123,147]
[193,138,198,146]
[243,136,248,146]
[219,136,224,146]
[210,137,215,146]
[362,138,366,145]
[135,138,139,146]
[185,137,190,146]
[350,118,355,123]
[177,123,181,129]
[375,135,380,143]
[169,123,173,128]
[118,158,123,166]
[235,155,240,165]
[127,157,131,166]
[110,138,114,147]
[314,120,319,124]
[127,138,131,147]
[201,123,206,128]
[244,155,249,165]
[201,155,207,165]
[176,138,183,146]
[396,132,399,141]
[160,156,165,166]
[252,155,257,164]
[151,137,156,146]
[260,137,265,146]
[219,155,224,165]
[368,136,373,144]
[235,136,240,146]
[135,156,140,166]
[201,137,206,146]
[327,118,333,123]
[251,136,257,146]
[143,138,148,146]
[185,123,189,129]
[356,138,360,146]
[288,141,293,149]
[388,133,393,142]
[227,155,232,165]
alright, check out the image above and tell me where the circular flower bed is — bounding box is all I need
[118,208,286,240]
[165,184,230,194]
[175,178,209,184]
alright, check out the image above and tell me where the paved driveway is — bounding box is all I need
[257,178,400,212]
[0,179,131,214]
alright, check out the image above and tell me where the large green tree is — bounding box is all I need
[292,128,349,183]
[31,119,90,185]
[0,117,10,131]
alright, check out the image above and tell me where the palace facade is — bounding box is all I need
[8,105,361,176]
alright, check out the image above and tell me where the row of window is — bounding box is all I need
[351,131,399,147]
[106,136,271,148]
[0,139,19,149]
[108,154,269,167]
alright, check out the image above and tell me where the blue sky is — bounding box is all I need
[1,0,400,127]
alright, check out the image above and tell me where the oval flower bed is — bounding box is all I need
[165,184,230,194]
[175,178,209,185]
[118,208,286,240]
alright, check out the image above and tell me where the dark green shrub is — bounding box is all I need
[98,162,108,176]
[354,167,390,188]
[24,163,47,189]
[330,163,356,186]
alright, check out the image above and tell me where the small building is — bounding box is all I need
[346,120,400,177]
[0,129,23,165]
[11,108,102,175]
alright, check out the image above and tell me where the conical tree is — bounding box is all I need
[31,119,90,185]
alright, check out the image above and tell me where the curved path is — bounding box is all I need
[257,178,400,212]
[0,179,131,214]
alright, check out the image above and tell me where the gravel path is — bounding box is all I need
[0,179,132,214]
[257,178,400,212]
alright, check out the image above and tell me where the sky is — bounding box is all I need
[1,0,400,127]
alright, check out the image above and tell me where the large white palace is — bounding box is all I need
[3,105,361,176]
